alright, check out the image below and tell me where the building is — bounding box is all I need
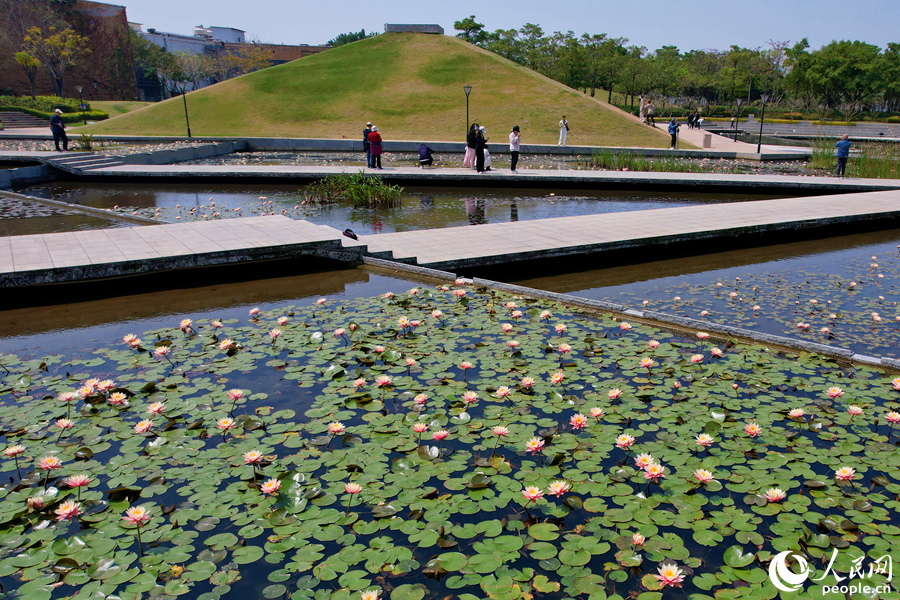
[384,24,444,35]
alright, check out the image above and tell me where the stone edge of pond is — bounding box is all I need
[363,255,899,373]
[0,189,164,227]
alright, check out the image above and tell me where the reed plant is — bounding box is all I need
[849,142,900,179]
[582,149,705,173]
[807,137,834,171]
[305,171,403,208]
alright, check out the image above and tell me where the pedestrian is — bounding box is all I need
[835,134,851,177]
[646,101,655,126]
[50,108,68,152]
[464,123,478,169]
[363,121,372,167]
[639,95,646,123]
[368,126,383,169]
[558,115,568,146]
[729,116,737,130]
[509,125,521,173]
[475,125,487,173]
[668,117,679,149]
[418,143,435,167]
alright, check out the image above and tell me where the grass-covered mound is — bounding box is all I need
[83,34,671,147]
[0,282,898,600]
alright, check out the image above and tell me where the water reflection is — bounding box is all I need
[19,182,783,235]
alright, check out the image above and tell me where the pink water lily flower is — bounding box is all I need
[432,430,449,441]
[695,433,714,448]
[492,426,509,436]
[243,450,263,465]
[546,480,570,497]
[328,422,346,435]
[522,486,544,501]
[834,466,856,481]
[744,423,762,437]
[569,414,588,430]
[764,488,786,502]
[608,388,622,400]
[345,482,362,494]
[693,469,715,484]
[550,371,565,385]
[525,437,545,454]
[55,500,83,522]
[634,453,654,469]
[654,563,685,588]
[632,532,646,546]
[827,386,844,399]
[260,479,281,495]
[615,434,636,450]
[462,391,479,404]
[123,505,151,526]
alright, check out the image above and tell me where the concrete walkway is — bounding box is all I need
[63,163,900,194]
[356,189,900,270]
[0,217,348,287]
[654,122,809,154]
[4,189,900,286]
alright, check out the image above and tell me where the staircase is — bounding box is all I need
[0,111,49,129]
[43,152,125,174]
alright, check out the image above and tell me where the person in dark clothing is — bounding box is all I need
[50,109,68,151]
[475,126,487,173]
[368,126,383,169]
[835,134,851,177]
[418,144,434,167]
[464,123,478,168]
[363,122,372,167]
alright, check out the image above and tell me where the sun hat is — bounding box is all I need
[479,126,485,131]
[366,122,372,126]
[54,109,62,114]
[371,126,377,131]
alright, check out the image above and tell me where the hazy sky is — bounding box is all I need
[118,0,895,51]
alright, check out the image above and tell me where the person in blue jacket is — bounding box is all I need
[668,118,679,149]
[363,122,372,168]
[835,134,851,178]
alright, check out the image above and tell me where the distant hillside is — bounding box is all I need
[85,33,675,147]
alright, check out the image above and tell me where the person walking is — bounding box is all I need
[464,123,478,169]
[368,126,383,169]
[509,125,521,174]
[50,108,68,152]
[363,122,372,167]
[835,134,851,177]
[475,125,487,173]
[558,115,568,146]
[668,117,679,149]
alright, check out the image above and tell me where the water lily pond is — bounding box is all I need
[2,280,899,600]
[510,228,900,359]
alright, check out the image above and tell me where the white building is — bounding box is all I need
[129,23,245,54]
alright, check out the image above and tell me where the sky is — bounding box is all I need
[117,0,895,51]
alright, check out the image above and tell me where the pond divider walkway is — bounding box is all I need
[3,188,900,287]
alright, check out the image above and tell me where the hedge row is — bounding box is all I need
[0,105,109,124]
[0,95,86,112]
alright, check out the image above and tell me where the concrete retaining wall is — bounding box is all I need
[120,141,247,165]
[0,165,48,189]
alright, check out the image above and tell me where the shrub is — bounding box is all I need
[782,112,803,120]
[306,171,403,208]
[888,116,900,124]
[0,105,109,124]
[811,120,855,126]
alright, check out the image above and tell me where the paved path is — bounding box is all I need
[654,122,809,154]
[64,163,900,194]
[0,217,347,287]
[5,188,900,286]
[357,189,900,270]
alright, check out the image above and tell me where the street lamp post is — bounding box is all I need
[181,87,192,138]
[733,97,743,142]
[463,85,472,136]
[75,85,85,125]
[756,93,769,154]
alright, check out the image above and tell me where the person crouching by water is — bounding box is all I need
[418,143,435,167]
[509,125,521,173]
[464,123,478,168]
[50,108,68,152]
[835,134,851,178]
[363,121,372,167]
[368,126,383,169]
[475,126,488,173]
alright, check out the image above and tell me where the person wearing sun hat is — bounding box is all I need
[368,126,383,169]
[50,108,69,152]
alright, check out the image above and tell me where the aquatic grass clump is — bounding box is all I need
[581,149,705,173]
[0,285,899,599]
[305,171,403,208]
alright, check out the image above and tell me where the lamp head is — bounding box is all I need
[463,85,472,97]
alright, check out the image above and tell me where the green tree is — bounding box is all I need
[453,16,488,45]
[14,51,41,98]
[326,29,376,47]
[22,25,90,97]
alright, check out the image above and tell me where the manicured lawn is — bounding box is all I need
[85,34,676,148]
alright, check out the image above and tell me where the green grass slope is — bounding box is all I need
[85,34,674,147]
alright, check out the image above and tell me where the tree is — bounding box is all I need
[454,16,488,46]
[14,51,41,98]
[22,25,90,97]
[174,51,212,91]
[327,29,376,47]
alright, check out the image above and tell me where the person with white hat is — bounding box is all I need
[50,108,69,152]
[368,126,383,169]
